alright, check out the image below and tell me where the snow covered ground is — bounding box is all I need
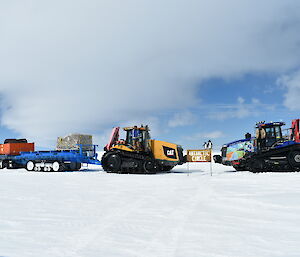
[0,161,300,257]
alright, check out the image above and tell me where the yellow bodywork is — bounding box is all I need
[149,140,179,162]
[111,140,179,162]
[112,144,135,152]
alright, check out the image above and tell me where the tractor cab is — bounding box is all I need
[255,122,285,150]
[104,125,152,152]
[123,125,151,151]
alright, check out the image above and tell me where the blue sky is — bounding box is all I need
[148,73,300,150]
[0,1,300,151]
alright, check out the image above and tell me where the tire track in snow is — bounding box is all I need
[65,188,153,257]
[46,173,215,257]
[139,177,214,257]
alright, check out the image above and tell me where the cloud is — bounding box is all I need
[237,97,245,104]
[251,98,260,105]
[168,111,197,128]
[201,131,225,139]
[207,97,259,120]
[277,70,300,110]
[184,130,225,142]
[0,0,300,146]
[206,96,278,121]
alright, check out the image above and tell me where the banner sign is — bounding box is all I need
[187,149,212,162]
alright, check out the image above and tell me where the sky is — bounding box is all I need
[0,0,300,150]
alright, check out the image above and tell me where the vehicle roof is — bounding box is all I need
[223,138,253,147]
[256,122,285,128]
[123,126,149,131]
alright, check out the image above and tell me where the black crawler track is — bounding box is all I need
[101,150,174,174]
[244,144,300,173]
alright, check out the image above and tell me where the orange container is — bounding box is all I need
[0,143,35,155]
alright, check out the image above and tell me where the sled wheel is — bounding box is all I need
[52,161,61,172]
[26,161,35,171]
[75,163,81,171]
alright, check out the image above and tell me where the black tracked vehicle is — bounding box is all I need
[214,119,300,172]
[244,120,300,172]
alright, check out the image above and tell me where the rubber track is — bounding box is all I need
[245,144,300,172]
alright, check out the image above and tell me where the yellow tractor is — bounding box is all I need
[101,125,185,174]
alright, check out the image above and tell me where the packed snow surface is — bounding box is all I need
[0,162,300,257]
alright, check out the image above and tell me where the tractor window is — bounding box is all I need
[126,130,133,145]
[264,126,282,140]
[275,126,282,139]
[265,127,275,138]
[264,127,275,147]
[263,126,283,147]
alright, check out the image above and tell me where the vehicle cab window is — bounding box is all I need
[275,126,282,139]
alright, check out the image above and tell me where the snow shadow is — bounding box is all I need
[172,170,208,174]
[173,169,239,175]
[64,169,102,173]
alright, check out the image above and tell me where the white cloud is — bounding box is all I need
[207,97,253,120]
[238,97,245,104]
[251,98,260,105]
[184,131,225,142]
[168,111,196,128]
[201,131,225,139]
[206,98,278,120]
[277,70,300,110]
[0,0,300,146]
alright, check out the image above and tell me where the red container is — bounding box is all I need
[0,143,35,155]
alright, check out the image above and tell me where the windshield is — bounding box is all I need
[264,126,282,139]
[261,125,283,147]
